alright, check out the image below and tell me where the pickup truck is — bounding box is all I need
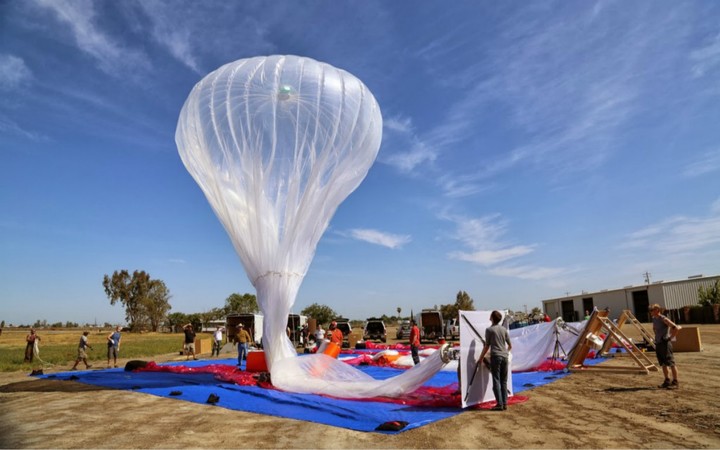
[445,318,460,340]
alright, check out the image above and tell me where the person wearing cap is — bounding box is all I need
[235,323,252,369]
[329,321,343,346]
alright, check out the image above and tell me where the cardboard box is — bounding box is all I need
[194,338,212,354]
[673,327,702,352]
[348,332,362,348]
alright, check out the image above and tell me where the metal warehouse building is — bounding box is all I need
[542,274,719,323]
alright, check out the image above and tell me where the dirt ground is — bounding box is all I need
[1,324,720,449]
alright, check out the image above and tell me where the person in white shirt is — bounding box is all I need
[212,326,224,357]
[314,324,325,349]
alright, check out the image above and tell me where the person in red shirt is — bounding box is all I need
[329,321,344,346]
[543,313,551,322]
[409,319,420,365]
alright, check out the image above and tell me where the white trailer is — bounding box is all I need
[226,313,264,347]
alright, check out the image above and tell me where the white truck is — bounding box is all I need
[287,314,308,347]
[415,309,444,343]
[445,318,460,340]
[226,313,264,347]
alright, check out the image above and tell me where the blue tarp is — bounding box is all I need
[37,357,588,433]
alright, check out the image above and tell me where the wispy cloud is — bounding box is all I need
[381,115,438,174]
[682,149,720,177]
[488,265,568,280]
[0,115,49,142]
[712,197,720,214]
[0,54,33,90]
[404,4,693,193]
[443,212,534,265]
[621,210,720,255]
[135,2,201,73]
[690,32,720,78]
[32,0,149,74]
[345,228,411,249]
[441,210,568,280]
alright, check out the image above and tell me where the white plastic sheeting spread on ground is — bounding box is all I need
[176,55,447,397]
[508,319,586,372]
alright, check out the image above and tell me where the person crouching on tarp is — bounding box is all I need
[478,310,513,411]
[235,323,251,370]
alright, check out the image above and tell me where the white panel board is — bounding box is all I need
[459,310,513,408]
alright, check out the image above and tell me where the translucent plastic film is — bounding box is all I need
[177,56,451,397]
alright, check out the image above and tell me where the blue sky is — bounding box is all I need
[2,1,719,326]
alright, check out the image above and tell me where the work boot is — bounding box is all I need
[670,380,679,389]
[658,379,671,389]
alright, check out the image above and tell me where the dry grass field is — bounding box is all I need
[1,324,720,448]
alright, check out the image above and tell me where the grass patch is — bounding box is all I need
[0,329,195,372]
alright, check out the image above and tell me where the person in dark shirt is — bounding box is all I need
[183,324,197,361]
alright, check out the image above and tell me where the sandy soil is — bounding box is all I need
[1,325,720,449]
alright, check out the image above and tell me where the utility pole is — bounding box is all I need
[643,271,651,285]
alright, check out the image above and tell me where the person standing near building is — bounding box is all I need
[409,319,421,365]
[183,324,197,361]
[107,326,121,368]
[212,326,224,357]
[235,323,251,369]
[24,329,40,362]
[71,331,93,370]
[478,310,513,411]
[650,304,681,389]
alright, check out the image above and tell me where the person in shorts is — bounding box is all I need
[651,304,681,389]
[107,326,121,368]
[71,331,93,370]
[183,324,197,361]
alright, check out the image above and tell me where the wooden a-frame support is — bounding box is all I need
[598,309,655,357]
[566,310,658,374]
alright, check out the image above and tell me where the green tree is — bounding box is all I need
[166,312,188,333]
[1,320,5,328]
[224,293,259,314]
[440,290,476,320]
[103,269,171,331]
[301,303,338,327]
[698,280,720,306]
[199,307,225,330]
[141,280,172,332]
[186,313,203,333]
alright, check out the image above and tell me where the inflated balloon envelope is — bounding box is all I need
[176,55,448,398]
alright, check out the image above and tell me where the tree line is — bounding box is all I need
[102,269,542,333]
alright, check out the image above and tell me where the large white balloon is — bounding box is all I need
[177,55,446,397]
